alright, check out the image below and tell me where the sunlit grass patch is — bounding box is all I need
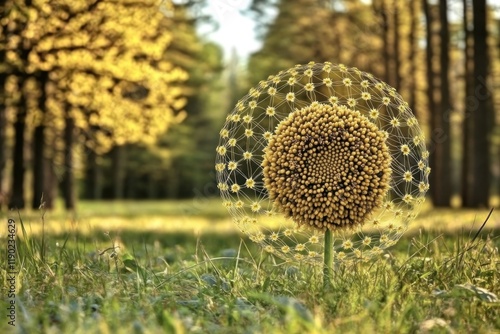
[0,201,498,333]
[2,199,498,238]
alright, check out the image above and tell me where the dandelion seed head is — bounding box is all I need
[215,62,429,264]
[263,103,391,230]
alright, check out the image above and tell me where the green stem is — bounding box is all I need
[323,229,333,290]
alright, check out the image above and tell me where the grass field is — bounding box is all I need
[0,199,499,333]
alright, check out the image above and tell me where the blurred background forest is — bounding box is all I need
[0,0,499,211]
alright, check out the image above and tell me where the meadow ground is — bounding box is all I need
[0,199,499,333]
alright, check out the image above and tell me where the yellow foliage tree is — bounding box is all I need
[0,0,188,208]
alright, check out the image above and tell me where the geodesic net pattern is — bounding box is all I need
[215,62,430,264]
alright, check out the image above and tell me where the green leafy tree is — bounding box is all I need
[248,0,397,86]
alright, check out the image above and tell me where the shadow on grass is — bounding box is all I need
[12,223,500,264]
[18,228,258,259]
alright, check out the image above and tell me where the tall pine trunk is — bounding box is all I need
[429,0,452,207]
[9,78,27,209]
[461,0,474,206]
[469,0,493,207]
[32,72,48,209]
[0,75,6,210]
[62,109,76,209]
[423,0,436,116]
[9,111,26,209]
[0,1,8,210]
[147,174,157,199]
[84,149,103,199]
[374,0,392,85]
[111,145,125,199]
[392,0,401,90]
[408,0,419,118]
[32,123,44,208]
[44,156,56,209]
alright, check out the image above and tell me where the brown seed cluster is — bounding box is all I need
[262,103,392,230]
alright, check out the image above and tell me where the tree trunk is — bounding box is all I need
[468,0,493,207]
[84,149,103,199]
[461,0,474,206]
[43,156,56,209]
[428,0,452,207]
[32,72,48,209]
[9,112,26,209]
[147,174,157,199]
[125,174,134,199]
[62,110,76,210]
[166,162,180,199]
[374,0,392,85]
[9,79,27,209]
[408,0,418,118]
[0,75,6,210]
[392,0,401,90]
[111,145,125,199]
[32,123,45,208]
[422,0,439,205]
[0,1,8,210]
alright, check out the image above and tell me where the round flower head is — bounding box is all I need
[216,62,429,264]
[263,103,392,230]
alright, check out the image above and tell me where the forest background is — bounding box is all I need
[0,0,499,211]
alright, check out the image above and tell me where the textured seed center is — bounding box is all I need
[262,103,392,230]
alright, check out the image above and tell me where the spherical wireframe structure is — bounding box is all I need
[215,62,430,264]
